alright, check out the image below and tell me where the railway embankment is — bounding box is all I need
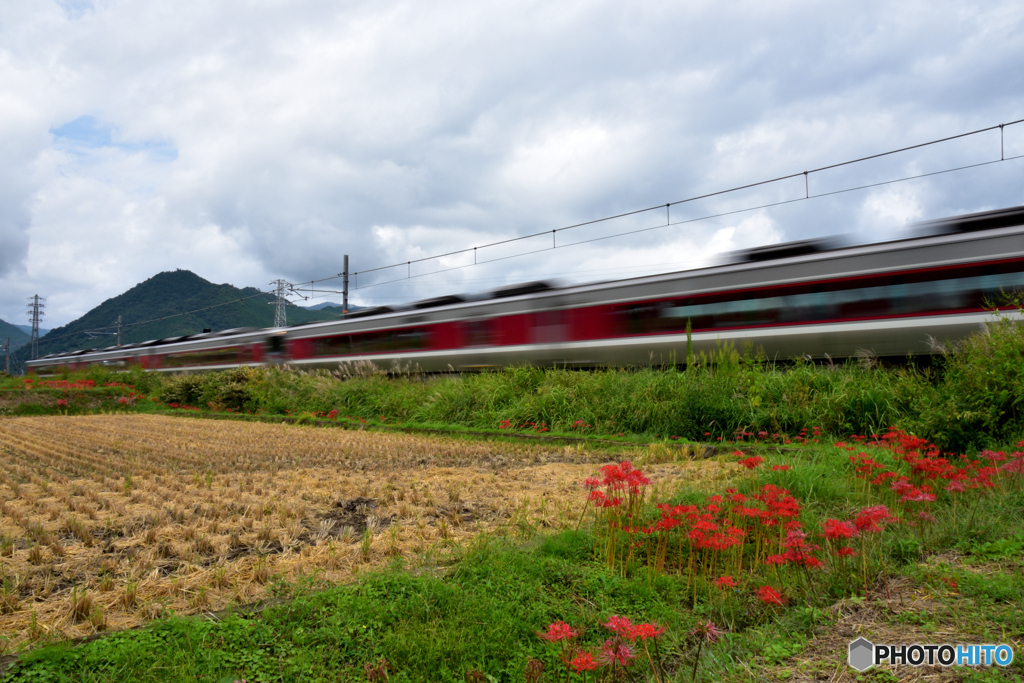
[4,305,1023,451]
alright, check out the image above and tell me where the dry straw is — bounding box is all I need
[0,414,729,652]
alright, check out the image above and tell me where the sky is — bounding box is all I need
[1,0,1023,328]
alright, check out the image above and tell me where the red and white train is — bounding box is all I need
[26,205,1024,374]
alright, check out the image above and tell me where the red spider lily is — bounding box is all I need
[599,461,651,493]
[628,623,666,641]
[738,455,764,470]
[756,585,784,605]
[835,546,857,557]
[771,464,791,471]
[567,651,597,673]
[901,489,937,503]
[1000,454,1024,475]
[854,505,895,533]
[599,639,636,666]
[56,399,68,407]
[822,519,858,540]
[715,575,737,590]
[689,619,722,643]
[603,615,634,637]
[538,621,579,642]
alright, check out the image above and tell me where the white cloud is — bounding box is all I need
[1,0,1023,326]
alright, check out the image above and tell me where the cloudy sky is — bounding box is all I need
[1,0,1023,327]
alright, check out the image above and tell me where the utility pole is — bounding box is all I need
[342,254,349,318]
[27,295,44,361]
[117,315,122,346]
[270,279,289,327]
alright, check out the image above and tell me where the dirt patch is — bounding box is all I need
[767,556,1017,682]
[320,497,390,534]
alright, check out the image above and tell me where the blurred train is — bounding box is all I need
[25,205,1024,375]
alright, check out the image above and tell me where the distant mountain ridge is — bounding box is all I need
[13,324,49,337]
[0,319,30,351]
[17,270,345,363]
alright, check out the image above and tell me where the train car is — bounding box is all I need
[26,205,1024,375]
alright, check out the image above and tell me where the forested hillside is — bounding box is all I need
[18,270,340,361]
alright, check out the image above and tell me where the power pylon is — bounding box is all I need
[27,295,45,360]
[270,280,289,327]
[342,254,349,317]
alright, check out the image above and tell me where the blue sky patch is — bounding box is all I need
[51,115,177,161]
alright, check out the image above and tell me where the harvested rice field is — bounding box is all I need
[0,414,728,651]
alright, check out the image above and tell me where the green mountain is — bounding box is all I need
[0,319,31,351]
[18,270,344,362]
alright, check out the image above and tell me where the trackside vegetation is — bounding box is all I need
[1,310,1023,681]
[2,434,1022,682]
[5,305,1024,450]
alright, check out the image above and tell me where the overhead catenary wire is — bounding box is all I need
[34,290,277,346]
[292,149,1024,302]
[289,117,1024,294]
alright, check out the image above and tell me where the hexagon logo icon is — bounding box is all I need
[848,637,875,672]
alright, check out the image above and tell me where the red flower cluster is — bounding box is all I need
[736,452,764,470]
[538,621,579,642]
[822,519,858,540]
[715,575,737,590]
[854,505,896,533]
[602,615,666,642]
[756,585,784,605]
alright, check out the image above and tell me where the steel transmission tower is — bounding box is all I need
[270,280,289,327]
[27,295,45,360]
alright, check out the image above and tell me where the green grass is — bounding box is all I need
[5,309,1024,450]
[3,440,1024,682]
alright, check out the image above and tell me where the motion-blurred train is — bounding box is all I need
[26,205,1024,375]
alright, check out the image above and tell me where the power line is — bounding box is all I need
[330,153,1024,296]
[33,290,277,347]
[291,116,1024,294]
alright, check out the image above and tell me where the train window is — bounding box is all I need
[464,319,494,347]
[162,347,239,367]
[313,327,429,357]
[533,311,567,343]
[613,262,1024,336]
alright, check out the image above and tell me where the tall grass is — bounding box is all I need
[152,311,1024,449]
[11,307,1021,450]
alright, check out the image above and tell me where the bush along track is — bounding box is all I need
[2,430,1023,682]
[6,302,1024,451]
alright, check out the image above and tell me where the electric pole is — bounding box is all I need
[27,295,44,361]
[117,315,122,346]
[270,280,289,327]
[342,254,349,318]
